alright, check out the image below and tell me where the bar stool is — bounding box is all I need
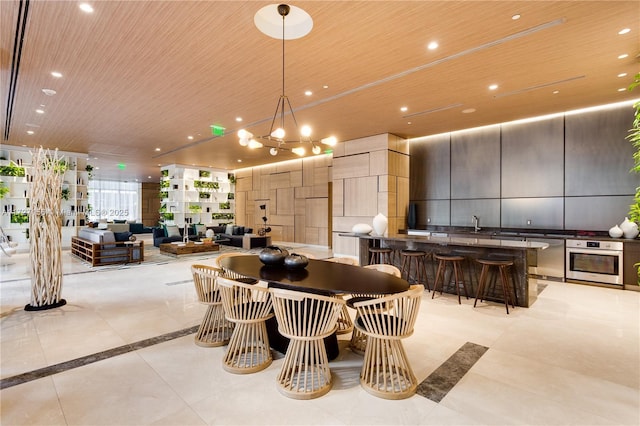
[474,258,517,314]
[368,247,393,265]
[400,250,431,291]
[432,253,470,304]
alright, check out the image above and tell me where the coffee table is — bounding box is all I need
[159,242,220,257]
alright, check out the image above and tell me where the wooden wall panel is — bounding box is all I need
[306,198,328,228]
[235,176,253,192]
[332,154,370,180]
[344,176,378,217]
[276,188,295,216]
[332,178,344,217]
[235,156,330,246]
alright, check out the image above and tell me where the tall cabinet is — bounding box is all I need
[0,147,89,250]
[159,164,235,227]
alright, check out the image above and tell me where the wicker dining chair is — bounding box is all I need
[215,252,257,283]
[217,277,274,374]
[346,264,402,354]
[190,264,234,347]
[323,256,359,334]
[270,287,345,399]
[353,284,424,399]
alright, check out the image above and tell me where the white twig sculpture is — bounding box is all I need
[25,147,66,310]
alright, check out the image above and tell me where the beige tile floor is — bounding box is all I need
[1,237,639,425]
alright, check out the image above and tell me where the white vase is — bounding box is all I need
[620,217,639,239]
[352,223,372,235]
[608,225,623,238]
[372,213,388,236]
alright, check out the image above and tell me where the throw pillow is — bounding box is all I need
[193,224,206,235]
[114,231,132,242]
[114,219,126,224]
[225,224,234,235]
[165,225,181,238]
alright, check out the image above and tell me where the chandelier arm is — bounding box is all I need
[268,96,284,136]
[284,95,301,141]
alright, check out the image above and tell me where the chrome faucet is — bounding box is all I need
[472,215,481,232]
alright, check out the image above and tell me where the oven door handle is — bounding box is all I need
[567,248,622,256]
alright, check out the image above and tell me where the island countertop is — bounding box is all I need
[341,232,549,308]
[339,232,549,250]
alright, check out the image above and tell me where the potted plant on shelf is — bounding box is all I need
[61,188,70,201]
[0,181,9,199]
[0,161,25,177]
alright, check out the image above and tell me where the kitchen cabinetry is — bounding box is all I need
[160,164,234,227]
[623,241,640,288]
[0,147,89,249]
[451,126,500,199]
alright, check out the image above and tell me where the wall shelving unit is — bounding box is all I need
[159,164,234,227]
[0,147,89,250]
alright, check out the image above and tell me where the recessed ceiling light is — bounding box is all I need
[304,90,312,96]
[400,106,408,112]
[512,14,521,20]
[235,117,243,122]
[95,167,100,170]
[323,85,329,89]
[187,136,194,140]
[618,88,627,92]
[51,71,62,78]
[26,130,34,135]
[237,159,242,163]
[155,147,161,151]
[618,53,629,59]
[552,90,559,94]
[618,28,631,35]
[488,84,498,90]
[462,108,476,114]
[407,121,412,125]
[148,176,152,179]
[79,3,94,13]
[427,41,438,50]
[42,89,57,96]
[35,109,44,114]
[618,73,628,78]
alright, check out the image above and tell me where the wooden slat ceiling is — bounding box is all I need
[1,0,639,181]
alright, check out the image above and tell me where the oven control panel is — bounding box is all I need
[565,239,624,251]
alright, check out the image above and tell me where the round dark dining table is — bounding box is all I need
[219,255,411,360]
[219,255,410,295]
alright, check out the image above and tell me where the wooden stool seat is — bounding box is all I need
[218,277,274,374]
[432,253,470,304]
[400,250,431,291]
[368,247,393,265]
[191,264,234,347]
[474,258,517,314]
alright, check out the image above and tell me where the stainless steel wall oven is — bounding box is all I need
[565,240,623,286]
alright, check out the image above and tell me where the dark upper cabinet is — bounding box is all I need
[565,106,636,196]
[501,117,564,198]
[451,126,500,199]
[410,134,450,200]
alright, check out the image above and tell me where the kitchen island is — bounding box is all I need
[343,232,549,308]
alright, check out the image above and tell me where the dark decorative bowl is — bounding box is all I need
[284,253,309,270]
[258,246,289,266]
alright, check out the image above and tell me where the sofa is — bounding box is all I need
[207,225,254,248]
[72,228,143,266]
[92,220,153,234]
[153,225,199,247]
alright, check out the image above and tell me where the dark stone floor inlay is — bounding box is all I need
[0,325,198,390]
[416,341,489,403]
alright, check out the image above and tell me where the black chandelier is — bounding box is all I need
[237,4,337,157]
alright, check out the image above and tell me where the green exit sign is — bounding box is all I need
[211,125,225,136]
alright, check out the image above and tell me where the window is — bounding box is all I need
[87,180,139,222]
